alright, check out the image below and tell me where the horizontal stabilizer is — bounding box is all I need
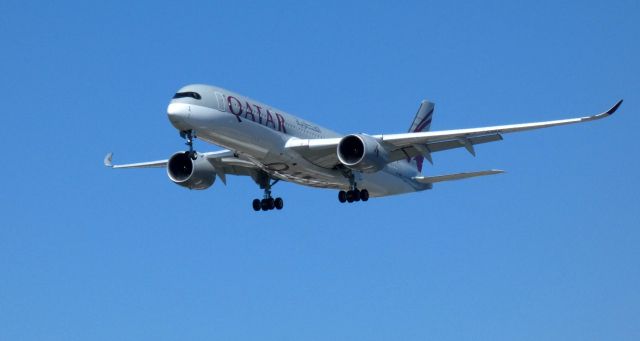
[413,169,504,184]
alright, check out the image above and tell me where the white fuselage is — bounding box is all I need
[167,84,427,197]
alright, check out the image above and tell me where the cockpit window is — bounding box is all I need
[172,92,201,100]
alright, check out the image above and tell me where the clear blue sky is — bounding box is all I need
[1,1,638,340]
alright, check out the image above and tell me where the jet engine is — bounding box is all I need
[167,152,216,190]
[337,134,389,173]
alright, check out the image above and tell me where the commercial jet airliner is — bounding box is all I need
[105,84,622,211]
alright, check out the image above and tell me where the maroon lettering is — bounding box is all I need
[244,101,255,121]
[275,112,287,133]
[253,104,263,124]
[265,110,276,129]
[227,96,243,117]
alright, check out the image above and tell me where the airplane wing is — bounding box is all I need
[286,100,623,168]
[104,150,259,184]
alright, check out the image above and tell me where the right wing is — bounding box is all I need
[104,152,167,169]
[104,150,260,184]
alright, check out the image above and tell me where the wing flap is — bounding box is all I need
[388,133,504,163]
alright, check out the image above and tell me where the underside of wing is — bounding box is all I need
[104,150,260,184]
[104,152,167,169]
[378,100,622,152]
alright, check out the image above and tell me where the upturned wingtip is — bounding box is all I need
[606,99,624,116]
[104,152,113,167]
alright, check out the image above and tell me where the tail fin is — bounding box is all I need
[408,100,435,133]
[407,100,435,172]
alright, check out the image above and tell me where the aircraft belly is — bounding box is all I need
[196,116,348,189]
[359,170,422,197]
[198,115,276,158]
[260,152,348,190]
[188,109,421,196]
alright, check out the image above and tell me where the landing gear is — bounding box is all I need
[360,189,370,201]
[338,190,347,203]
[274,197,284,210]
[338,188,369,203]
[180,130,197,160]
[337,171,370,204]
[251,174,284,211]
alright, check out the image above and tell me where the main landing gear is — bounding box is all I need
[337,171,369,204]
[180,130,197,160]
[338,188,369,203]
[252,177,284,211]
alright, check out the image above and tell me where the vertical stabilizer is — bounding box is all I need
[408,100,435,133]
[407,100,435,172]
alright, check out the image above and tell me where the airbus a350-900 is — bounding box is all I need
[105,84,622,211]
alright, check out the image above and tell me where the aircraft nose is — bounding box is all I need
[167,102,190,130]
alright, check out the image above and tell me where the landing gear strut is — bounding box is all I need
[180,130,197,160]
[252,176,284,211]
[337,171,369,204]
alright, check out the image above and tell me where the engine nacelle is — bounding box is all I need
[337,134,389,173]
[167,152,216,190]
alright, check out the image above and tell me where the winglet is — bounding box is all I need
[104,152,113,167]
[605,99,623,116]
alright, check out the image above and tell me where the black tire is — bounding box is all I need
[274,197,284,210]
[353,189,361,202]
[360,189,369,202]
[261,199,269,211]
[252,198,261,211]
[346,190,354,203]
[267,198,275,210]
[338,191,347,203]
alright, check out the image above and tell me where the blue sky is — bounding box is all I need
[1,1,638,340]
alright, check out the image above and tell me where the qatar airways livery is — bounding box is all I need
[105,84,622,211]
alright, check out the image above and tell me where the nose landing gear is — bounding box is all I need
[180,130,197,160]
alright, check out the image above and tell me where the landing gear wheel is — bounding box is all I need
[261,199,270,211]
[360,189,369,201]
[346,190,355,203]
[252,199,261,211]
[274,197,284,210]
[353,189,361,202]
[338,191,347,203]
[267,198,275,210]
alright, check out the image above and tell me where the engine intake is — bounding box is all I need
[167,152,216,190]
[337,134,388,173]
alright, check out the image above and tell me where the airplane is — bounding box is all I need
[105,84,622,211]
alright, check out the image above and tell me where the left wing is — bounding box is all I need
[104,150,259,184]
[286,100,622,168]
